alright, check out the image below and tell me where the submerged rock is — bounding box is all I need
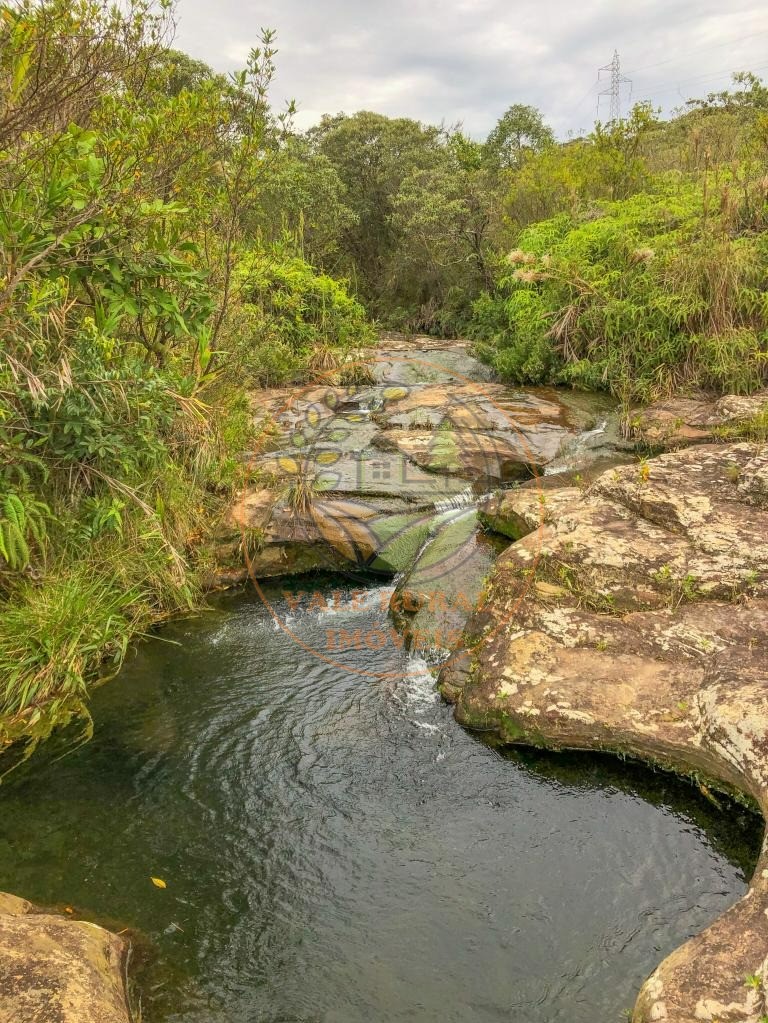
[0,893,130,1023]
[440,442,768,1023]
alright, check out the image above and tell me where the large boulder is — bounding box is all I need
[440,442,768,1023]
[373,427,566,483]
[374,382,623,486]
[0,893,130,1023]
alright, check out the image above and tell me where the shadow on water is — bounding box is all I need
[491,744,762,880]
[0,579,762,1023]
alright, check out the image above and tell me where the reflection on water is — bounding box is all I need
[0,579,761,1023]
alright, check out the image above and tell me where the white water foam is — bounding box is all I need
[433,485,476,513]
[390,653,439,714]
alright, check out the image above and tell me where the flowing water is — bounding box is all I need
[0,580,760,1023]
[0,348,762,1021]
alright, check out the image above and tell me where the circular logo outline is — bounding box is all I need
[240,354,546,679]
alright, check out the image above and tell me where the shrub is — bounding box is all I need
[230,250,375,384]
[470,181,768,401]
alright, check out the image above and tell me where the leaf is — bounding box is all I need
[277,456,299,474]
[383,386,408,402]
[151,876,167,889]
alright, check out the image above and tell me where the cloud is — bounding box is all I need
[172,0,768,137]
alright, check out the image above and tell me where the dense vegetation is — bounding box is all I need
[469,98,768,402]
[0,0,372,744]
[1,0,766,744]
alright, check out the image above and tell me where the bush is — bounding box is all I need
[470,182,768,401]
[230,250,375,385]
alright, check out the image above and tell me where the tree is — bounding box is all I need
[148,48,223,97]
[484,104,554,170]
[309,111,444,308]
[249,136,356,268]
[590,102,657,199]
[389,143,501,329]
[687,72,768,113]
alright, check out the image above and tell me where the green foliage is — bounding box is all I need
[310,111,445,311]
[0,2,375,739]
[471,178,768,401]
[688,71,768,113]
[0,493,49,572]
[0,566,142,716]
[232,249,375,384]
[388,147,500,333]
[714,402,768,442]
[249,136,357,266]
[2,0,768,749]
[484,103,555,170]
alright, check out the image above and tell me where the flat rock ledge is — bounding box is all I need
[0,892,130,1023]
[628,391,768,449]
[440,442,768,1023]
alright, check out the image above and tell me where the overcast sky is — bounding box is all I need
[173,1,768,138]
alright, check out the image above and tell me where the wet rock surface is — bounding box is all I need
[0,893,130,1023]
[390,508,508,655]
[441,441,768,1023]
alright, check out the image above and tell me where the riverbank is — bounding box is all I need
[2,332,767,1023]
[441,440,768,1022]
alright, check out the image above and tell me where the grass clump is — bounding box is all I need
[0,569,142,718]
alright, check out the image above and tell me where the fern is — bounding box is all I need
[0,492,50,571]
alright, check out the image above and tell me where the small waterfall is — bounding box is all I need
[433,485,476,512]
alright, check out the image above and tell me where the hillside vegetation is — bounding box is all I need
[1,0,766,744]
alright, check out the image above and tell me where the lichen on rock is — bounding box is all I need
[441,442,768,1023]
[0,893,131,1023]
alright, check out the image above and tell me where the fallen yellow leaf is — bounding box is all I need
[151,877,167,889]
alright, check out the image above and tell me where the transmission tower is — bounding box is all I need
[597,50,631,123]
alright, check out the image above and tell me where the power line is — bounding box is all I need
[633,60,768,107]
[625,26,768,76]
[597,50,631,123]
[569,79,599,115]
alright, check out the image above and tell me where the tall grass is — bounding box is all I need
[0,570,142,717]
[470,181,768,403]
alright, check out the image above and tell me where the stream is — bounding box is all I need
[0,342,762,1022]
[0,582,760,1023]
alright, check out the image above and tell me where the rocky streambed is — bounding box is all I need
[2,333,767,1023]
[221,335,768,1021]
[215,334,625,655]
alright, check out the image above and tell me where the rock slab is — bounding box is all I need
[628,392,768,448]
[442,442,768,1023]
[0,893,130,1023]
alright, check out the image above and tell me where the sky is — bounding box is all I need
[173,0,768,139]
